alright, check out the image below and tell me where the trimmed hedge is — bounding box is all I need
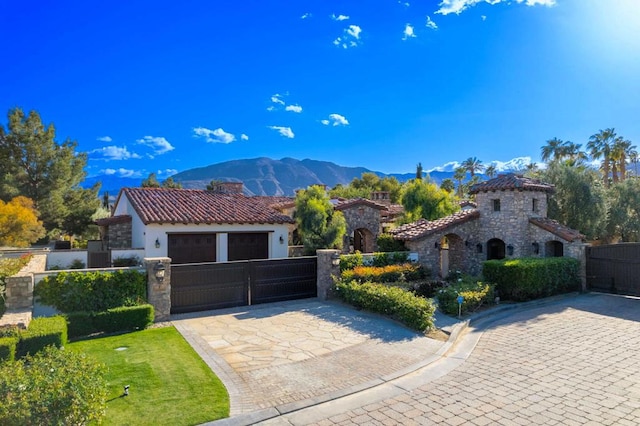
[0,337,18,363]
[340,252,363,272]
[341,263,427,283]
[35,270,146,313]
[17,316,68,358]
[483,257,580,302]
[438,281,495,316]
[65,304,155,339]
[335,280,435,331]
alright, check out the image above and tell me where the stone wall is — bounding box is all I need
[1,254,47,329]
[144,257,171,321]
[108,221,133,249]
[316,249,340,300]
[340,205,382,253]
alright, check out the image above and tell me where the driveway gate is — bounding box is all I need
[170,257,317,314]
[586,243,640,296]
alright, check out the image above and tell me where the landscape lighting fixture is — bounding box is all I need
[331,252,341,266]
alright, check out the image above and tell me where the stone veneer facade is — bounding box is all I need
[337,202,384,253]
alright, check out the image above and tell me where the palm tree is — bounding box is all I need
[563,142,587,165]
[485,165,497,179]
[587,128,617,188]
[630,150,640,178]
[453,166,466,198]
[461,157,483,179]
[611,137,636,182]
[541,137,566,163]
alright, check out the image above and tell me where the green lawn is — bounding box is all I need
[69,326,229,425]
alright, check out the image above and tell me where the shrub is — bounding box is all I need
[65,305,154,339]
[437,281,495,316]
[0,337,18,362]
[341,263,427,284]
[35,270,147,313]
[339,252,363,272]
[335,280,435,331]
[92,304,155,334]
[483,257,580,302]
[411,280,446,298]
[0,345,107,425]
[376,233,407,253]
[17,316,68,358]
[68,259,86,269]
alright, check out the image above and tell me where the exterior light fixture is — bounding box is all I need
[434,241,440,249]
[476,243,483,254]
[154,261,166,282]
[331,252,341,266]
[532,242,540,255]
[507,244,514,256]
[279,235,285,244]
[155,238,161,249]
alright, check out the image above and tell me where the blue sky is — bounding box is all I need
[1,0,639,180]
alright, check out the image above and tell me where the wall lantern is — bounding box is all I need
[154,261,166,282]
[279,235,285,244]
[331,252,341,266]
[155,238,161,249]
[507,244,514,256]
[476,243,483,254]
[532,242,540,255]
[465,240,471,247]
[434,241,440,249]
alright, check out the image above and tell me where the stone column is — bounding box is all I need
[5,275,34,310]
[144,257,171,321]
[316,249,341,301]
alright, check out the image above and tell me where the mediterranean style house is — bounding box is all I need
[390,174,585,277]
[96,183,295,264]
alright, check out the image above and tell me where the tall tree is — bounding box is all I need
[294,185,347,255]
[400,179,460,223]
[484,165,497,179]
[329,173,402,203]
[161,176,182,189]
[611,137,635,182]
[461,157,483,179]
[606,178,640,242]
[0,108,99,236]
[587,128,617,188]
[141,173,161,188]
[416,163,423,180]
[453,167,466,198]
[0,196,46,247]
[440,178,455,193]
[540,137,566,163]
[540,161,608,240]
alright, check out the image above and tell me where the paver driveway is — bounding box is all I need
[263,293,640,425]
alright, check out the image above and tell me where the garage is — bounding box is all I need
[168,233,217,264]
[228,232,269,261]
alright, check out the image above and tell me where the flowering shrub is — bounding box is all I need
[437,280,495,316]
[335,280,435,331]
[341,263,427,283]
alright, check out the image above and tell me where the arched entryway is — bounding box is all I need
[546,240,564,257]
[487,238,506,260]
[354,228,375,253]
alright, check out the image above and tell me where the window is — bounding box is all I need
[492,199,501,212]
[532,198,538,212]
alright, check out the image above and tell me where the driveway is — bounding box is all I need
[258,293,640,425]
[172,299,453,416]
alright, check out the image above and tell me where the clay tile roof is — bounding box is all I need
[334,198,388,211]
[121,188,295,225]
[390,209,480,241]
[95,215,131,226]
[529,217,584,242]
[470,173,554,194]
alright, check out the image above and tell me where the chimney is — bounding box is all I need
[212,182,244,194]
[370,191,391,205]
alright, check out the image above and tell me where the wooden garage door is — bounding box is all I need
[168,233,216,264]
[228,232,268,261]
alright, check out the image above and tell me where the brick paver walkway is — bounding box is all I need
[297,294,640,425]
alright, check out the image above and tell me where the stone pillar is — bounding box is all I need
[144,257,171,322]
[316,249,341,301]
[5,275,34,310]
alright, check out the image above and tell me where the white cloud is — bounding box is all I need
[285,104,303,113]
[334,25,362,49]
[403,24,416,40]
[136,136,175,154]
[241,134,249,141]
[90,145,141,160]
[193,127,236,144]
[301,12,312,19]
[426,16,438,30]
[436,0,555,15]
[268,126,295,138]
[101,168,142,178]
[481,15,487,20]
[332,14,350,21]
[97,136,112,142]
[158,169,178,176]
[271,94,285,105]
[322,113,349,126]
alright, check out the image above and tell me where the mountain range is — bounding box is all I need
[85,156,532,197]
